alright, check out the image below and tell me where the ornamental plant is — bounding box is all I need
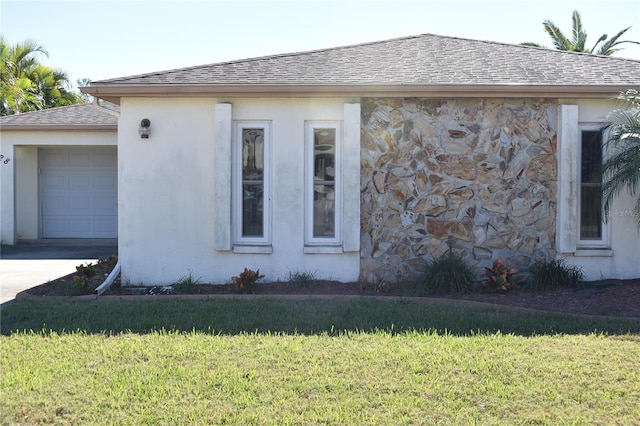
[71,275,88,295]
[75,262,99,278]
[413,253,475,296]
[482,258,521,292]
[527,259,584,289]
[232,268,265,294]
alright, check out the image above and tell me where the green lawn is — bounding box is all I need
[2,298,639,424]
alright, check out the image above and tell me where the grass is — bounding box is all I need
[3,298,640,336]
[2,298,640,424]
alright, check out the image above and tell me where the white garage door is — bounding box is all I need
[40,148,117,238]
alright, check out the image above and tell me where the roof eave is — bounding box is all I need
[0,124,117,132]
[82,83,632,102]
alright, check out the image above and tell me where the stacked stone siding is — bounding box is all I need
[360,98,558,282]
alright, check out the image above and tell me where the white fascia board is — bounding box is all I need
[82,84,631,100]
[0,124,117,131]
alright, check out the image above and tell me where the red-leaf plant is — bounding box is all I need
[232,268,265,294]
[482,258,521,292]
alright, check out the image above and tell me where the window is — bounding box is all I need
[578,126,609,247]
[306,122,341,245]
[234,122,270,245]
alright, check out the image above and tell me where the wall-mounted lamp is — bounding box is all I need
[138,118,151,139]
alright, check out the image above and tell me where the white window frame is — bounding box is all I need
[233,121,271,246]
[577,123,610,249]
[305,121,342,247]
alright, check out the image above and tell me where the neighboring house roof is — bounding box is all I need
[0,100,118,131]
[83,33,640,102]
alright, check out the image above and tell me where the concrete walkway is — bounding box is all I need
[0,240,117,305]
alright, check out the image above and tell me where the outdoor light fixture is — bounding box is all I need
[138,118,151,139]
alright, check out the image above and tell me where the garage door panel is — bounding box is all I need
[94,152,117,167]
[40,148,117,238]
[94,196,116,211]
[41,152,66,167]
[69,219,91,233]
[68,175,92,191]
[42,218,67,236]
[95,175,117,191]
[41,175,66,191]
[68,197,92,212]
[42,196,66,212]
[68,152,92,167]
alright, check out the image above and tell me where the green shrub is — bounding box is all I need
[287,269,317,286]
[71,275,88,295]
[172,273,201,294]
[413,253,475,296]
[232,268,265,294]
[482,258,522,293]
[76,262,99,278]
[527,259,584,289]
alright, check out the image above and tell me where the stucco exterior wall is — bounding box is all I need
[557,99,640,279]
[118,97,360,285]
[0,131,116,243]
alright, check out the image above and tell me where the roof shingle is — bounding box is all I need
[92,33,640,87]
[0,101,118,129]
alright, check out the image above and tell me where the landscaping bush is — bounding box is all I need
[75,261,99,278]
[527,259,584,289]
[232,268,265,294]
[412,253,475,296]
[287,269,317,287]
[482,258,522,293]
[172,273,201,294]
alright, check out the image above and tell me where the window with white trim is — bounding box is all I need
[306,122,341,246]
[578,125,609,248]
[234,122,270,245]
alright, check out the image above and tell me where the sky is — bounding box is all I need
[1,0,640,89]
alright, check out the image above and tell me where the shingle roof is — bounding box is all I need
[92,33,640,87]
[0,100,118,130]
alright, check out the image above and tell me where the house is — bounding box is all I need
[1,101,118,242]
[2,33,639,284]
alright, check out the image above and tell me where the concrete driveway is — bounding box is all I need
[0,240,117,305]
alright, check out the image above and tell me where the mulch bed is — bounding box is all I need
[22,266,640,318]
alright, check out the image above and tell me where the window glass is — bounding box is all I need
[234,122,269,245]
[313,128,336,238]
[579,129,603,241]
[306,123,341,245]
[241,128,264,237]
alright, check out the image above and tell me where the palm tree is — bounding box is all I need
[32,65,79,109]
[0,36,82,115]
[522,10,639,56]
[600,90,640,228]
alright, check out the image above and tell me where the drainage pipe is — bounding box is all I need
[94,261,121,296]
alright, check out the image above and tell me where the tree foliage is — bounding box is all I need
[600,90,640,228]
[1,35,83,115]
[522,10,639,56]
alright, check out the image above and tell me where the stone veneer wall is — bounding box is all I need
[360,98,558,283]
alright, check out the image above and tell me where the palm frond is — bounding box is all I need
[599,98,640,228]
[534,11,638,56]
[521,42,546,48]
[595,27,640,56]
[589,34,608,54]
[542,20,573,51]
[570,10,588,51]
